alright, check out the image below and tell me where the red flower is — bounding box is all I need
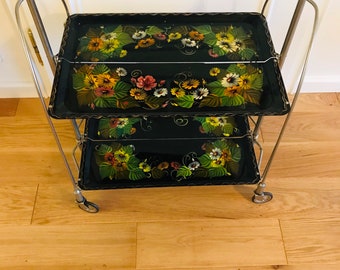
[135,75,157,91]
[94,87,114,97]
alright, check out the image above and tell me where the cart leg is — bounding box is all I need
[252,182,273,204]
[74,188,99,213]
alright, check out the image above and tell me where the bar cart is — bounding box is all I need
[15,0,318,213]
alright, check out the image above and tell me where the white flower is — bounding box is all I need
[209,148,222,160]
[181,38,197,47]
[188,161,200,171]
[101,32,117,41]
[132,31,147,40]
[193,87,209,100]
[116,67,127,77]
[154,88,168,97]
[221,73,240,87]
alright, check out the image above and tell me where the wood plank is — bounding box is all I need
[0,98,19,116]
[0,185,38,225]
[0,223,137,269]
[281,218,340,265]
[136,219,286,269]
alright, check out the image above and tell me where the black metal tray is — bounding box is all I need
[49,13,290,118]
[78,116,260,190]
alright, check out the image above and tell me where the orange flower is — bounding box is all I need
[87,38,104,51]
[136,38,155,48]
[189,30,204,41]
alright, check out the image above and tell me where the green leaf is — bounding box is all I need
[73,73,86,90]
[239,48,256,60]
[207,81,225,97]
[201,121,214,133]
[208,166,228,178]
[221,95,244,107]
[197,154,212,168]
[227,161,240,176]
[94,96,117,108]
[229,143,242,162]
[222,123,234,136]
[242,89,262,105]
[117,32,134,46]
[146,25,164,35]
[129,169,146,180]
[77,89,96,106]
[176,166,192,179]
[144,96,167,109]
[174,95,194,108]
[116,96,140,109]
[212,45,226,56]
[114,81,131,98]
[193,25,213,35]
[92,64,110,75]
[99,163,115,179]
[203,32,217,46]
[96,144,113,155]
[198,94,222,108]
[151,167,165,179]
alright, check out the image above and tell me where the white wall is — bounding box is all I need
[1,0,339,98]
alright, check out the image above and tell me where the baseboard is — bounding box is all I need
[301,76,340,93]
[0,82,40,98]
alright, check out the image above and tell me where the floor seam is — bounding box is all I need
[30,184,40,225]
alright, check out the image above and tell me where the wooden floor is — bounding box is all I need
[0,93,339,269]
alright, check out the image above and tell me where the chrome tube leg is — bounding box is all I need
[15,0,98,212]
[253,0,319,204]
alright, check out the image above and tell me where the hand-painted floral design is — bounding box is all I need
[73,64,168,110]
[194,116,238,137]
[97,117,140,139]
[77,25,134,61]
[95,139,241,181]
[76,23,257,60]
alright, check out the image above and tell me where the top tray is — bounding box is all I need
[49,13,290,118]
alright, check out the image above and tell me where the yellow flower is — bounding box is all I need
[139,160,151,172]
[168,32,182,42]
[130,88,147,100]
[211,158,225,167]
[96,74,118,88]
[114,149,130,162]
[84,74,98,89]
[238,74,252,90]
[181,79,200,90]
[209,67,220,77]
[206,117,220,127]
[100,39,120,54]
[171,88,185,98]
[120,50,127,58]
[224,85,241,97]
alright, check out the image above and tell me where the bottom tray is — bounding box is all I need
[78,117,260,190]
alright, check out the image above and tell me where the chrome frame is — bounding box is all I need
[14,0,319,210]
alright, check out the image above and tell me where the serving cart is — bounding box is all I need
[15,0,318,213]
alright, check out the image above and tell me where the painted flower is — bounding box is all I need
[168,32,182,42]
[181,38,197,47]
[209,147,222,160]
[120,50,127,58]
[188,30,204,41]
[132,31,147,40]
[157,162,169,170]
[224,86,241,97]
[188,161,200,171]
[206,117,220,127]
[139,160,151,173]
[116,67,127,77]
[181,79,200,90]
[134,75,157,90]
[171,88,185,98]
[96,74,118,88]
[130,88,147,100]
[87,37,104,51]
[94,87,115,97]
[154,88,168,97]
[84,74,98,88]
[101,32,117,41]
[109,118,129,128]
[238,74,252,90]
[136,38,156,48]
[100,39,120,54]
[216,38,237,53]
[209,67,221,76]
[208,49,219,58]
[221,73,240,88]
[153,33,167,41]
[114,149,130,162]
[104,152,116,165]
[193,87,209,100]
[170,161,181,170]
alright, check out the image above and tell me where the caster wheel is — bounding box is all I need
[252,191,273,204]
[77,199,99,213]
